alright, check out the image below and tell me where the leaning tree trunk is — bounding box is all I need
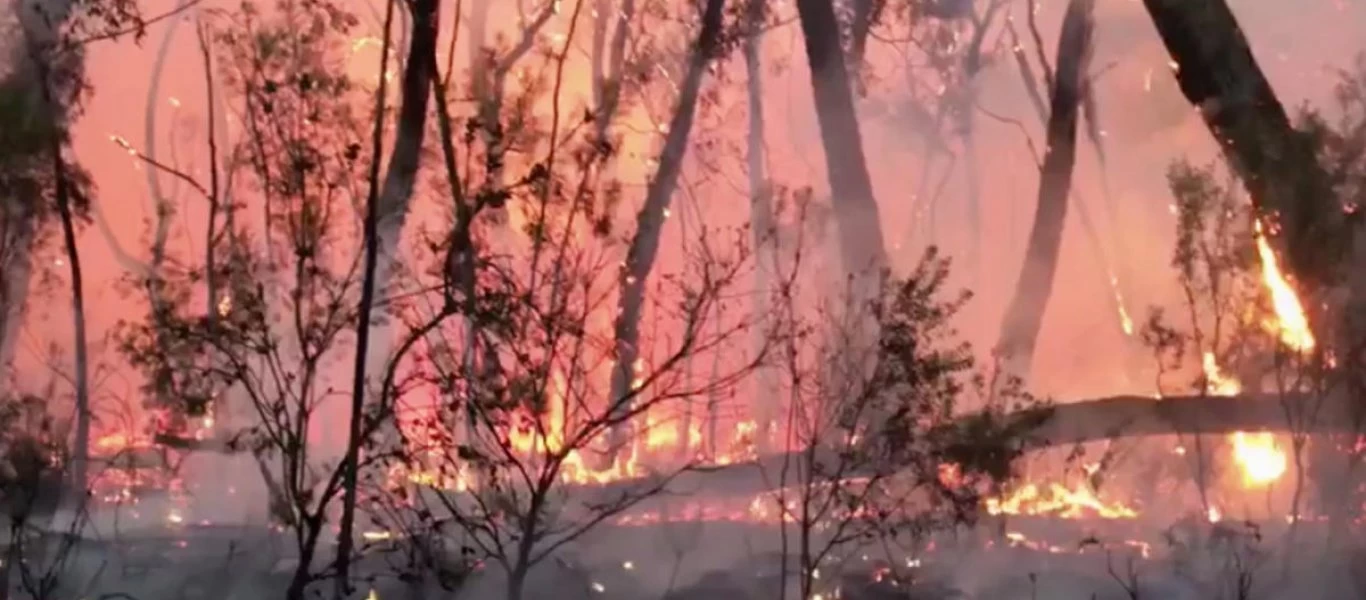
[1141,0,1342,289]
[602,0,727,466]
[1141,0,1352,538]
[995,0,1095,382]
[337,0,437,591]
[794,0,888,282]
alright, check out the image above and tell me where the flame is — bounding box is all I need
[1200,354,1289,487]
[986,482,1138,519]
[1253,219,1315,352]
[1202,352,1241,395]
[1231,431,1287,487]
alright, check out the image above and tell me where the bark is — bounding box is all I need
[602,0,727,463]
[847,0,884,68]
[994,0,1094,380]
[1140,0,1341,288]
[743,0,779,452]
[794,0,887,281]
[336,0,436,591]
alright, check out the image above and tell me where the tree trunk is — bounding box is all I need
[743,0,780,452]
[357,0,438,431]
[602,0,727,465]
[1141,0,1341,289]
[337,0,435,592]
[0,221,35,380]
[51,125,90,496]
[794,0,887,282]
[995,0,1094,380]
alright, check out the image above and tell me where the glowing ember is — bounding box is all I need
[1253,219,1315,352]
[1108,272,1134,336]
[1207,505,1222,523]
[986,482,1139,519]
[1231,431,1287,487]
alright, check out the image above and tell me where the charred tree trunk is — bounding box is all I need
[995,0,1094,380]
[603,0,727,465]
[337,0,436,591]
[794,0,887,281]
[1141,0,1341,288]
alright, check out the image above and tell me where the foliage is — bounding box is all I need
[112,1,378,596]
[761,246,1042,599]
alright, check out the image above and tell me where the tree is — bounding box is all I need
[336,0,439,591]
[994,0,1094,381]
[793,0,887,286]
[758,246,1039,600]
[602,0,730,464]
[114,2,402,597]
[1140,0,1343,292]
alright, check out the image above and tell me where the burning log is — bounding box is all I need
[1024,392,1356,446]
[153,391,1357,501]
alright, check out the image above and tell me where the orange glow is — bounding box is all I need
[985,482,1139,519]
[1253,219,1315,352]
[1200,353,1289,488]
[1201,351,1241,396]
[1231,431,1287,487]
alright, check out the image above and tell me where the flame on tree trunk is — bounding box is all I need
[602,0,727,466]
[336,0,438,592]
[995,0,1094,381]
[1141,0,1341,290]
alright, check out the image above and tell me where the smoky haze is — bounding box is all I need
[2,0,1365,598]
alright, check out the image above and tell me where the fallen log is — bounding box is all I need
[1026,391,1362,446]
[151,392,1366,502]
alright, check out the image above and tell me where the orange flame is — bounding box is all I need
[1253,219,1314,352]
[1201,352,1241,396]
[1230,431,1287,487]
[1201,353,1289,488]
[986,482,1138,519]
